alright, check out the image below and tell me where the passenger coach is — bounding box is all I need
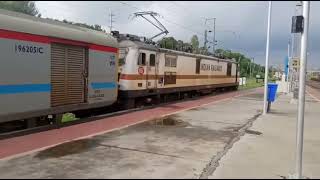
[0,9,118,126]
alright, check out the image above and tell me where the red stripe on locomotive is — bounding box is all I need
[0,29,117,53]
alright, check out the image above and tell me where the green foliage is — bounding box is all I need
[0,1,39,16]
[0,1,105,33]
[158,34,208,54]
[198,46,208,55]
[55,18,106,32]
[239,78,264,90]
[214,48,266,78]
[310,77,320,82]
[158,36,192,52]
[158,37,178,49]
[190,35,199,52]
[46,18,105,32]
[62,113,78,123]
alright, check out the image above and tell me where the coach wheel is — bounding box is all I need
[123,99,136,109]
[154,95,161,104]
[135,98,146,108]
[26,117,38,128]
[74,111,91,119]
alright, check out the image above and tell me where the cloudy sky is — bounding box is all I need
[36,1,320,70]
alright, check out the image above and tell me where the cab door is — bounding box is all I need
[146,53,157,89]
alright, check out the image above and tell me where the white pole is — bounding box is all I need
[109,10,112,32]
[287,41,290,82]
[291,34,295,58]
[288,41,290,58]
[295,1,310,179]
[263,1,272,115]
[213,18,216,54]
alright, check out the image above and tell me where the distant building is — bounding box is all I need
[274,71,283,79]
[291,58,300,71]
[307,70,320,81]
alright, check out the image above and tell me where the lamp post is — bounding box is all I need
[294,1,310,179]
[263,1,272,115]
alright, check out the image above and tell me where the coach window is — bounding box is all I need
[171,58,177,67]
[138,52,146,66]
[196,58,201,74]
[227,62,232,76]
[165,57,171,67]
[165,55,177,67]
[150,54,156,66]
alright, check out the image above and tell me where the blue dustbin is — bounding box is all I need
[267,83,278,112]
[267,83,278,102]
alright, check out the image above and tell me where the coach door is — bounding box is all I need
[146,52,157,89]
[51,43,87,107]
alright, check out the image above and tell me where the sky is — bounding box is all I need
[35,1,320,70]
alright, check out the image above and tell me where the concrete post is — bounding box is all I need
[294,1,310,179]
[263,1,272,115]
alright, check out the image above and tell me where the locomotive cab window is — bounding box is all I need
[165,57,171,67]
[150,54,156,66]
[119,48,127,66]
[227,62,232,76]
[138,52,146,66]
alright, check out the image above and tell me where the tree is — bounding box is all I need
[158,37,178,50]
[215,49,224,56]
[0,1,39,16]
[198,46,208,55]
[190,35,199,53]
[50,18,106,33]
[213,48,264,78]
[183,42,192,52]
[177,40,184,51]
[0,1,106,33]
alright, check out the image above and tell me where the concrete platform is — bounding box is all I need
[0,89,263,178]
[0,89,258,160]
[210,86,320,179]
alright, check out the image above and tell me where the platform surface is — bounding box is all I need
[210,86,320,179]
[0,88,263,178]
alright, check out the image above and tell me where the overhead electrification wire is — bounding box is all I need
[118,1,205,38]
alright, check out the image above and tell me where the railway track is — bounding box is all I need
[0,89,239,140]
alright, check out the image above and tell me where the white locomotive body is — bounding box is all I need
[118,39,239,107]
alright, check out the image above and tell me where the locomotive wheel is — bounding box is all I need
[74,110,91,119]
[26,117,37,128]
[121,99,136,109]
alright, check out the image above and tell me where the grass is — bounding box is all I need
[239,77,264,90]
[61,113,78,123]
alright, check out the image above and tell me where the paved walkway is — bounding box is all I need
[0,89,259,160]
[0,88,263,178]
[210,86,320,179]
